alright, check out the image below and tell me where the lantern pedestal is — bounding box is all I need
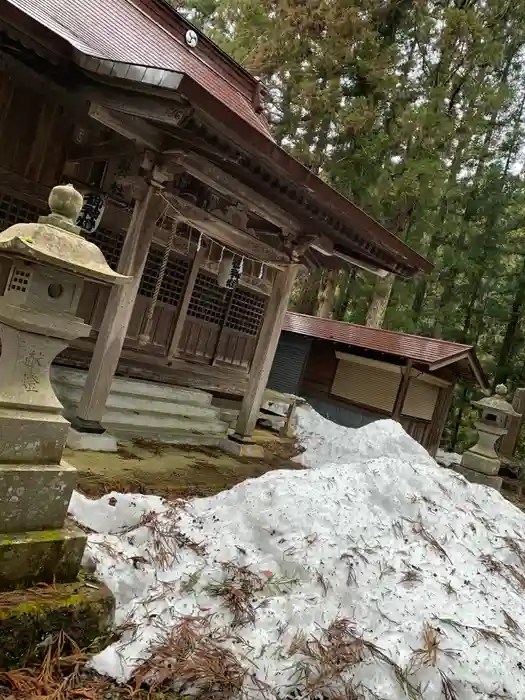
[0,183,126,666]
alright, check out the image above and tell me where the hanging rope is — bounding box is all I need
[138,217,179,346]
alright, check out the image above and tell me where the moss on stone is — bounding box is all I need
[0,522,86,589]
[0,573,114,669]
[0,529,66,546]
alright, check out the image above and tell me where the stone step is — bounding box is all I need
[0,520,86,589]
[50,367,229,447]
[103,411,229,435]
[56,384,221,422]
[51,366,213,407]
[105,426,225,446]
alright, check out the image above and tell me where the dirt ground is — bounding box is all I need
[66,431,302,501]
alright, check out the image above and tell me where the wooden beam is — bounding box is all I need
[82,88,192,129]
[89,104,164,151]
[169,151,300,234]
[167,192,291,264]
[167,244,207,358]
[233,264,300,438]
[67,139,136,163]
[392,359,413,421]
[72,185,165,430]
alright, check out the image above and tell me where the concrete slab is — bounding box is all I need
[67,427,117,452]
[0,461,77,533]
[0,520,87,589]
[0,574,114,669]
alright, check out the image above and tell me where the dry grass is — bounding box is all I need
[286,618,423,700]
[206,563,265,628]
[503,610,523,638]
[439,669,459,700]
[0,632,111,700]
[406,515,451,563]
[411,624,457,671]
[137,508,205,568]
[412,625,441,667]
[503,535,525,567]
[480,553,525,593]
[437,617,508,646]
[132,615,248,698]
[401,569,423,586]
[0,582,66,612]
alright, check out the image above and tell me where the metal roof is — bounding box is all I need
[6,0,272,137]
[6,0,432,276]
[283,312,487,386]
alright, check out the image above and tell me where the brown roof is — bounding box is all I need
[6,0,272,137]
[6,0,432,277]
[283,312,487,387]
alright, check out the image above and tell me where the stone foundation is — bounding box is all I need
[0,521,87,589]
[453,464,503,491]
[0,574,114,669]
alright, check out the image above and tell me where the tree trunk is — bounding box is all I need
[315,269,338,318]
[494,255,525,386]
[365,273,395,328]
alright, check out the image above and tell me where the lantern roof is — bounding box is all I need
[473,385,521,418]
[0,184,130,284]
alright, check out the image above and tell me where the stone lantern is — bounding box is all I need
[0,184,127,666]
[459,384,521,490]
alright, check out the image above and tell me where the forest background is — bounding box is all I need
[177,0,525,452]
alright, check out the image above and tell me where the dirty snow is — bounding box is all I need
[69,406,525,699]
[436,448,462,468]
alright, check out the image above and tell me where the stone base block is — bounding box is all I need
[0,408,69,464]
[0,461,77,534]
[0,574,114,669]
[454,464,502,491]
[461,450,500,476]
[67,427,117,452]
[0,520,87,589]
[220,437,264,458]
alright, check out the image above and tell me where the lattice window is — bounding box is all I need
[188,269,228,324]
[139,246,189,306]
[0,192,43,228]
[84,227,125,270]
[225,288,266,336]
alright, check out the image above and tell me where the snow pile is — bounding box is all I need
[436,449,462,468]
[69,407,525,699]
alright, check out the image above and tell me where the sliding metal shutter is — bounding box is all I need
[331,360,400,412]
[404,379,438,421]
[331,357,440,421]
[267,332,312,395]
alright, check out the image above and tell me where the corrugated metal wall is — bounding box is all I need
[306,396,382,428]
[267,331,312,395]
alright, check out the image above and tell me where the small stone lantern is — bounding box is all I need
[0,183,127,657]
[459,384,521,490]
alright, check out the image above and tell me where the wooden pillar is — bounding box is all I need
[234,264,300,440]
[167,243,206,358]
[72,184,163,432]
[392,360,413,422]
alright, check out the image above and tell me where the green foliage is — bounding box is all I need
[179,0,525,449]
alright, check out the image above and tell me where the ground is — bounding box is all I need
[68,430,301,500]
